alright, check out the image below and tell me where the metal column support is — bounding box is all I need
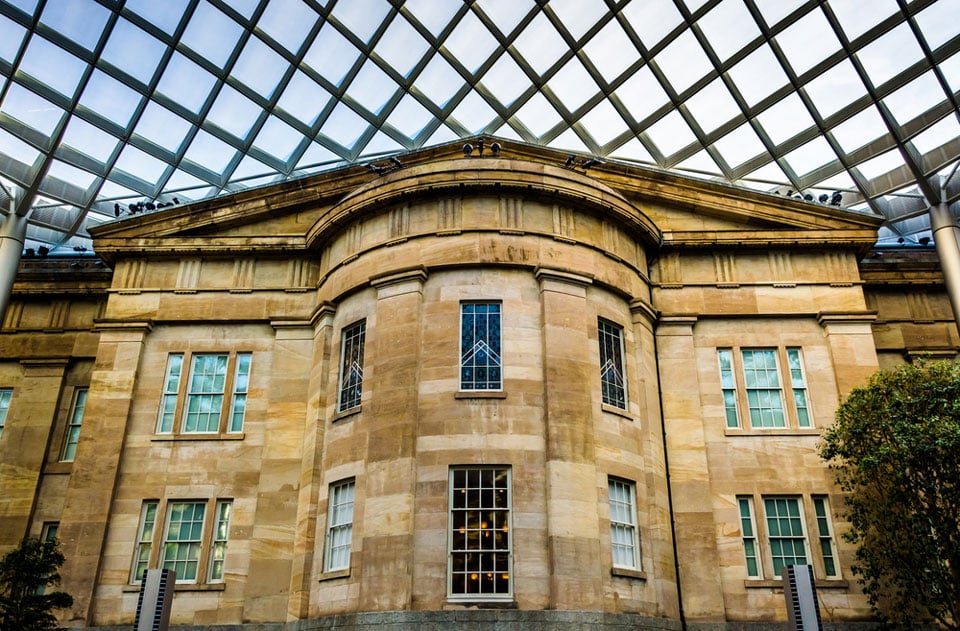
[0,202,28,326]
[930,201,960,333]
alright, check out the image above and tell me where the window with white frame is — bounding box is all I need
[156,352,251,435]
[460,302,502,391]
[324,479,355,572]
[737,494,839,581]
[449,466,511,599]
[60,388,87,461]
[130,498,233,584]
[598,319,627,409]
[608,477,641,570]
[717,347,813,429]
[337,321,366,412]
[0,388,12,439]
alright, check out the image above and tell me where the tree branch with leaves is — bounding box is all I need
[0,537,73,631]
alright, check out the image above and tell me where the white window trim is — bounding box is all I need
[718,346,814,431]
[323,478,355,573]
[608,477,641,570]
[60,387,87,462]
[155,352,251,436]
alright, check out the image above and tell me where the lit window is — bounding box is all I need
[60,388,87,461]
[337,321,366,412]
[131,501,158,583]
[608,477,641,569]
[156,352,251,435]
[449,466,511,599]
[460,303,502,391]
[598,319,627,409]
[717,347,813,429]
[0,388,11,439]
[324,479,355,572]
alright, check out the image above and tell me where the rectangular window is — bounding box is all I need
[208,501,232,582]
[131,501,158,583]
[0,388,12,439]
[337,321,366,412]
[156,352,251,435]
[608,477,641,569]
[738,497,762,578]
[763,497,809,578]
[813,496,839,578]
[162,502,206,582]
[324,479,355,572]
[460,303,502,391]
[449,466,511,599]
[40,522,59,544]
[60,388,88,461]
[598,319,627,409]
[717,347,813,430]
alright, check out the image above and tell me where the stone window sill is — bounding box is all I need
[455,391,507,399]
[612,567,647,580]
[332,406,361,423]
[152,433,245,442]
[319,568,351,582]
[724,428,820,437]
[744,578,848,589]
[601,404,634,421]
[123,582,225,592]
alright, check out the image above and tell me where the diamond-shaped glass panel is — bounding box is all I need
[914,0,960,51]
[231,36,288,99]
[753,0,805,28]
[320,102,370,149]
[482,53,529,108]
[549,0,608,42]
[183,130,238,174]
[449,90,498,133]
[18,36,88,99]
[207,84,263,139]
[883,72,946,126]
[39,0,109,51]
[257,0,316,55]
[181,1,242,69]
[855,148,904,179]
[412,54,464,108]
[829,0,899,43]
[253,116,303,163]
[775,9,841,76]
[616,65,670,124]
[684,79,742,134]
[646,110,698,156]
[404,0,459,38]
[911,115,960,154]
[276,71,331,127]
[548,57,598,113]
[1,84,64,136]
[857,24,925,88]
[939,51,960,93]
[803,59,866,118]
[100,18,166,85]
[756,94,816,146]
[713,123,769,167]
[46,160,97,190]
[385,94,434,139]
[347,60,399,114]
[583,19,638,84]
[728,44,790,106]
[133,102,192,152]
[304,23,360,87]
[657,30,713,95]
[621,0,683,49]
[783,136,837,176]
[579,99,628,147]
[156,52,218,114]
[112,144,169,183]
[445,10,499,75]
[830,106,888,153]
[60,117,118,164]
[126,0,189,34]
[513,92,562,138]
[698,0,761,62]
[78,70,142,128]
[514,12,566,77]
[374,14,430,78]
[0,13,26,64]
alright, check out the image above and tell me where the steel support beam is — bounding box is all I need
[0,201,28,327]
[930,201,960,334]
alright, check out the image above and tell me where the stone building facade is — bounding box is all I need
[0,142,956,629]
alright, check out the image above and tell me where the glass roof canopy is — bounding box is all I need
[1,0,959,255]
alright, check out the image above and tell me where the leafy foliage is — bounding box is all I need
[0,537,73,631]
[820,360,960,629]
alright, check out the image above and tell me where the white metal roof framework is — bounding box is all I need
[1,0,959,254]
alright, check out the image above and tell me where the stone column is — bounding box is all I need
[0,209,28,326]
[536,268,602,610]
[57,321,151,625]
[358,268,426,610]
[0,359,68,546]
[818,313,880,398]
[287,304,335,619]
[655,315,725,621]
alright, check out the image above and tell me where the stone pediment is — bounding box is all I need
[88,140,882,261]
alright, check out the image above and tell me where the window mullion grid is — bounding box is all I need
[131,500,159,583]
[60,387,87,461]
[813,496,839,579]
[162,500,207,583]
[738,496,762,578]
[763,497,809,579]
[157,353,184,433]
[228,353,251,433]
[208,499,232,582]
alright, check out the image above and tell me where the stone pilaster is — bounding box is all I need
[58,321,151,625]
[0,358,68,547]
[818,312,880,398]
[357,268,426,610]
[537,267,602,610]
[655,315,725,621]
